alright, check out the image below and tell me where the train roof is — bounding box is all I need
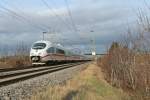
[34,40,51,44]
[33,40,64,48]
[32,40,81,55]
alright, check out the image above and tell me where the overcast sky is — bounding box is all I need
[0,0,149,53]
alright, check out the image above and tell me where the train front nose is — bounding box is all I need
[31,56,40,62]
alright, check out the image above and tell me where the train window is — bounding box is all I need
[32,43,46,49]
[47,47,55,53]
[56,48,65,54]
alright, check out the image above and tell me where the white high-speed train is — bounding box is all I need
[30,40,87,65]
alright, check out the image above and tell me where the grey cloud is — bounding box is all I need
[0,0,141,53]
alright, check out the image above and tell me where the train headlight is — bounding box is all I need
[32,57,39,61]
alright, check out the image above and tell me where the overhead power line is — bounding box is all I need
[0,2,49,31]
[1,0,51,30]
[47,0,73,28]
[64,0,78,32]
[64,0,89,44]
[41,0,89,45]
[41,0,73,31]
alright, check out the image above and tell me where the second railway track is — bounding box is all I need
[0,62,87,87]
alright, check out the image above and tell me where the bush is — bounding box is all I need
[98,42,150,100]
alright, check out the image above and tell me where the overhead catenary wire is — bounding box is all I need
[40,0,74,32]
[64,0,78,32]
[42,0,88,45]
[2,0,51,30]
[0,1,49,32]
[0,0,88,45]
[49,0,73,29]
[64,0,89,44]
[40,0,81,45]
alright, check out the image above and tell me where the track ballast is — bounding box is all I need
[0,62,87,87]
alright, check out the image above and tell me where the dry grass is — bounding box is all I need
[31,62,130,100]
[0,42,30,68]
[0,55,31,68]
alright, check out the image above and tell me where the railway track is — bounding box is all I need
[0,62,87,87]
[0,62,66,72]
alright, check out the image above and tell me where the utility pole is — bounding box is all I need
[43,32,47,40]
[42,30,56,41]
[90,30,96,59]
[91,39,96,56]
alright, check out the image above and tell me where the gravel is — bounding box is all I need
[0,63,89,100]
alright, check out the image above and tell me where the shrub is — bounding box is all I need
[98,42,150,100]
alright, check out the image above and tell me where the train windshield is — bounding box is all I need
[32,43,46,49]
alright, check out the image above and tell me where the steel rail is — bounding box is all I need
[0,63,80,79]
[0,62,73,72]
[0,62,86,87]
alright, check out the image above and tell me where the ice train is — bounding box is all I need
[30,40,88,65]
